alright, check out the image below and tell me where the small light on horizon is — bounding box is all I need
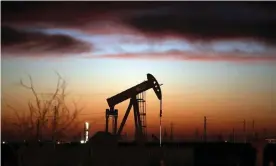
[85,122,89,130]
[80,140,85,144]
[2,141,6,144]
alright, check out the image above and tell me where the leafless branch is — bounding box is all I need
[7,72,83,141]
[20,76,41,116]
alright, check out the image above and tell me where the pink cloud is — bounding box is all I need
[88,51,276,63]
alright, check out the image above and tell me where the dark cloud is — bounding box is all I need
[1,2,161,29]
[2,2,276,45]
[1,26,92,56]
[125,2,276,45]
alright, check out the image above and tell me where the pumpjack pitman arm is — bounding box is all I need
[106,73,162,109]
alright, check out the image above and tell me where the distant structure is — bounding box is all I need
[84,122,89,143]
[263,128,268,139]
[252,120,255,141]
[243,119,247,143]
[252,120,255,132]
[195,128,199,141]
[232,128,235,143]
[170,122,174,141]
[204,116,207,142]
[152,134,159,141]
[163,127,168,141]
[217,133,223,142]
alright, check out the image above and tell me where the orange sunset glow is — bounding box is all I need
[1,1,276,141]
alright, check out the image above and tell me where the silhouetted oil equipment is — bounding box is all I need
[105,73,162,143]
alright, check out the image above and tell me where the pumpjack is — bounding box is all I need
[105,73,162,143]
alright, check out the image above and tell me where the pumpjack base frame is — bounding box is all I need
[105,97,145,142]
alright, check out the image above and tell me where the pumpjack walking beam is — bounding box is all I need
[105,73,162,142]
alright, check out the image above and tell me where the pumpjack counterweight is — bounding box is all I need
[105,74,162,143]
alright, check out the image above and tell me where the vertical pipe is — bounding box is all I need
[170,123,173,141]
[160,99,162,147]
[243,119,246,143]
[145,91,147,138]
[204,116,207,142]
[252,120,255,141]
[160,119,162,147]
[232,128,235,143]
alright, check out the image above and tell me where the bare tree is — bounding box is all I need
[6,72,83,141]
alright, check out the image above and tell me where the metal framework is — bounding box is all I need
[136,91,147,140]
[105,73,162,143]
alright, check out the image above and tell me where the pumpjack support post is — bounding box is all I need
[105,109,118,135]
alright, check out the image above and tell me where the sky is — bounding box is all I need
[1,2,276,140]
